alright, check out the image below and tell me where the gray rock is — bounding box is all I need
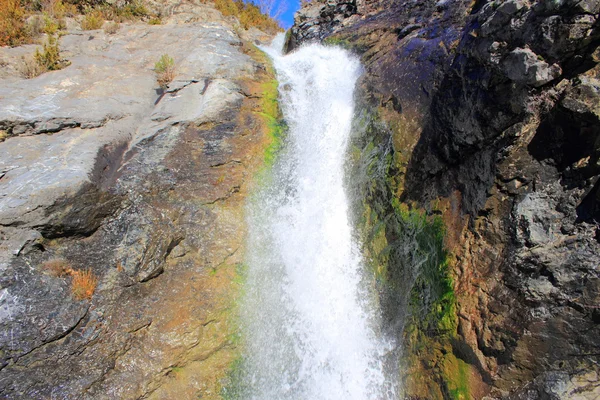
[502,47,562,86]
[0,6,272,398]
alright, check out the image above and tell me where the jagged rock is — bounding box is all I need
[502,47,562,86]
[284,0,357,52]
[288,0,600,397]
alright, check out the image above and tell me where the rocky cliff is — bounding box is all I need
[0,3,279,398]
[288,0,600,399]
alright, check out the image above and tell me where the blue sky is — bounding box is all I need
[278,0,300,29]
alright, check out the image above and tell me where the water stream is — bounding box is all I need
[238,35,396,399]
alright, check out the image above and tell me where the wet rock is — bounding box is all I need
[287,0,600,397]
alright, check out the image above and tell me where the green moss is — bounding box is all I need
[257,78,286,168]
[398,209,456,336]
[323,35,352,50]
[352,108,455,331]
[322,32,370,55]
[350,106,462,397]
[443,355,470,400]
[220,356,250,400]
[220,46,284,399]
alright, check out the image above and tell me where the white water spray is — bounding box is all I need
[239,34,395,400]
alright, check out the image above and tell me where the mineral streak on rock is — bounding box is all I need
[0,4,279,399]
[289,0,600,398]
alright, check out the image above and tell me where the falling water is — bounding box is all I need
[237,34,396,399]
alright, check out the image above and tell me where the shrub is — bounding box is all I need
[103,20,118,34]
[96,0,148,22]
[80,9,103,29]
[34,34,68,71]
[117,0,147,19]
[148,16,161,25]
[0,0,28,46]
[42,14,60,34]
[71,269,98,300]
[41,0,77,19]
[154,53,175,89]
[209,0,281,33]
[27,15,45,37]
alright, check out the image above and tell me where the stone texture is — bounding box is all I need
[289,0,600,398]
[0,4,276,398]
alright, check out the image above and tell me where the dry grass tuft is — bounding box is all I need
[42,258,72,277]
[18,54,45,78]
[0,130,7,142]
[42,258,98,300]
[103,21,119,34]
[71,269,98,300]
[148,16,161,25]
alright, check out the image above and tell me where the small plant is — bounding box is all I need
[103,21,119,34]
[42,258,72,277]
[34,34,69,71]
[81,10,103,30]
[71,269,98,300]
[20,35,68,78]
[154,53,175,89]
[42,14,60,34]
[42,259,97,300]
[0,130,8,142]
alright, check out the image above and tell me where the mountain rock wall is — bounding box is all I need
[288,0,600,398]
[0,6,278,398]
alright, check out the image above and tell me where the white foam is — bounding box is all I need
[241,34,395,400]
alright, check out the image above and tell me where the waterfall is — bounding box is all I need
[236,34,396,400]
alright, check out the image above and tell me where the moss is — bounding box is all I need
[220,44,283,399]
[350,106,462,398]
[323,35,353,50]
[443,356,470,400]
[220,356,245,400]
[241,43,286,179]
[323,33,371,54]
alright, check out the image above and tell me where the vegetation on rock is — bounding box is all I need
[210,0,281,33]
[2,0,280,49]
[43,259,98,300]
[70,268,98,300]
[34,34,68,70]
[154,53,175,89]
[0,0,28,46]
[349,107,464,399]
[80,9,103,29]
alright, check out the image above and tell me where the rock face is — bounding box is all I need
[289,0,600,398]
[0,5,277,399]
